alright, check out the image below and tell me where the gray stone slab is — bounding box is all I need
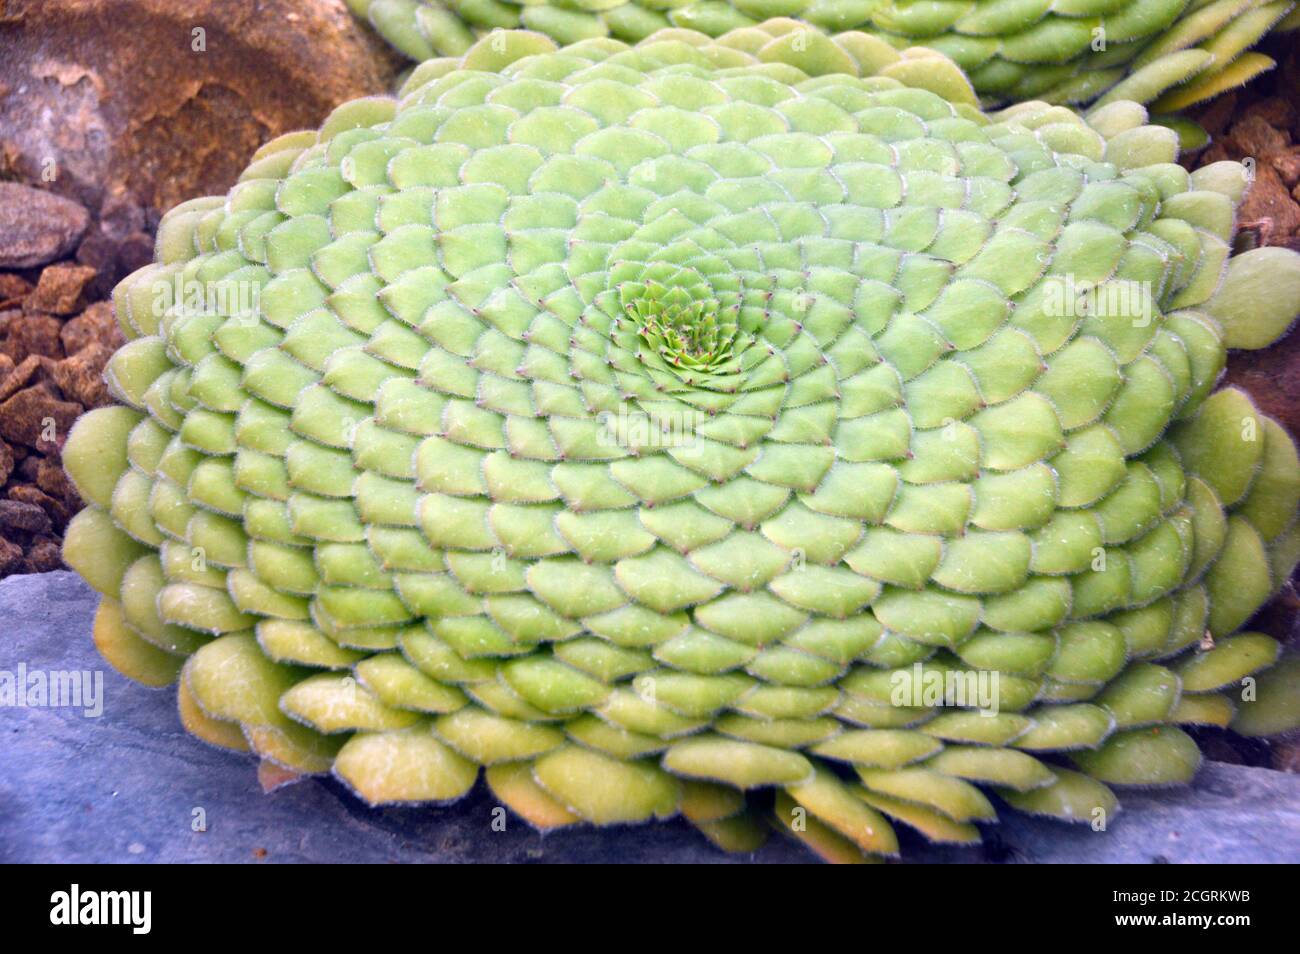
[2,571,1298,863]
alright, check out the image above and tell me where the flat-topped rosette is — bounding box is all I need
[62,20,1300,861]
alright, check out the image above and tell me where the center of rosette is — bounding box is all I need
[621,264,740,374]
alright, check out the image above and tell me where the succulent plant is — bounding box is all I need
[63,20,1300,862]
[347,0,1299,113]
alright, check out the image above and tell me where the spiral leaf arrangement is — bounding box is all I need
[63,21,1300,861]
[347,0,1299,112]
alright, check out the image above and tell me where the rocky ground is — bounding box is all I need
[0,182,148,576]
[1189,34,1300,256]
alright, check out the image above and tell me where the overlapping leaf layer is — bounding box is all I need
[348,0,1299,110]
[63,21,1300,861]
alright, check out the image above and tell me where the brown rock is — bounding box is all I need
[0,273,33,305]
[22,538,64,573]
[51,341,112,408]
[97,192,148,239]
[0,354,52,403]
[58,301,123,355]
[0,439,12,486]
[117,233,155,276]
[0,0,401,224]
[1274,150,1300,190]
[0,498,52,535]
[0,182,90,269]
[0,537,22,575]
[0,384,82,450]
[0,312,63,363]
[36,456,79,507]
[1225,326,1300,439]
[1249,96,1296,133]
[1230,115,1290,159]
[74,230,123,298]
[15,455,42,484]
[25,263,97,315]
[0,352,14,385]
[76,193,156,295]
[0,311,16,354]
[9,484,72,528]
[1239,164,1300,247]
